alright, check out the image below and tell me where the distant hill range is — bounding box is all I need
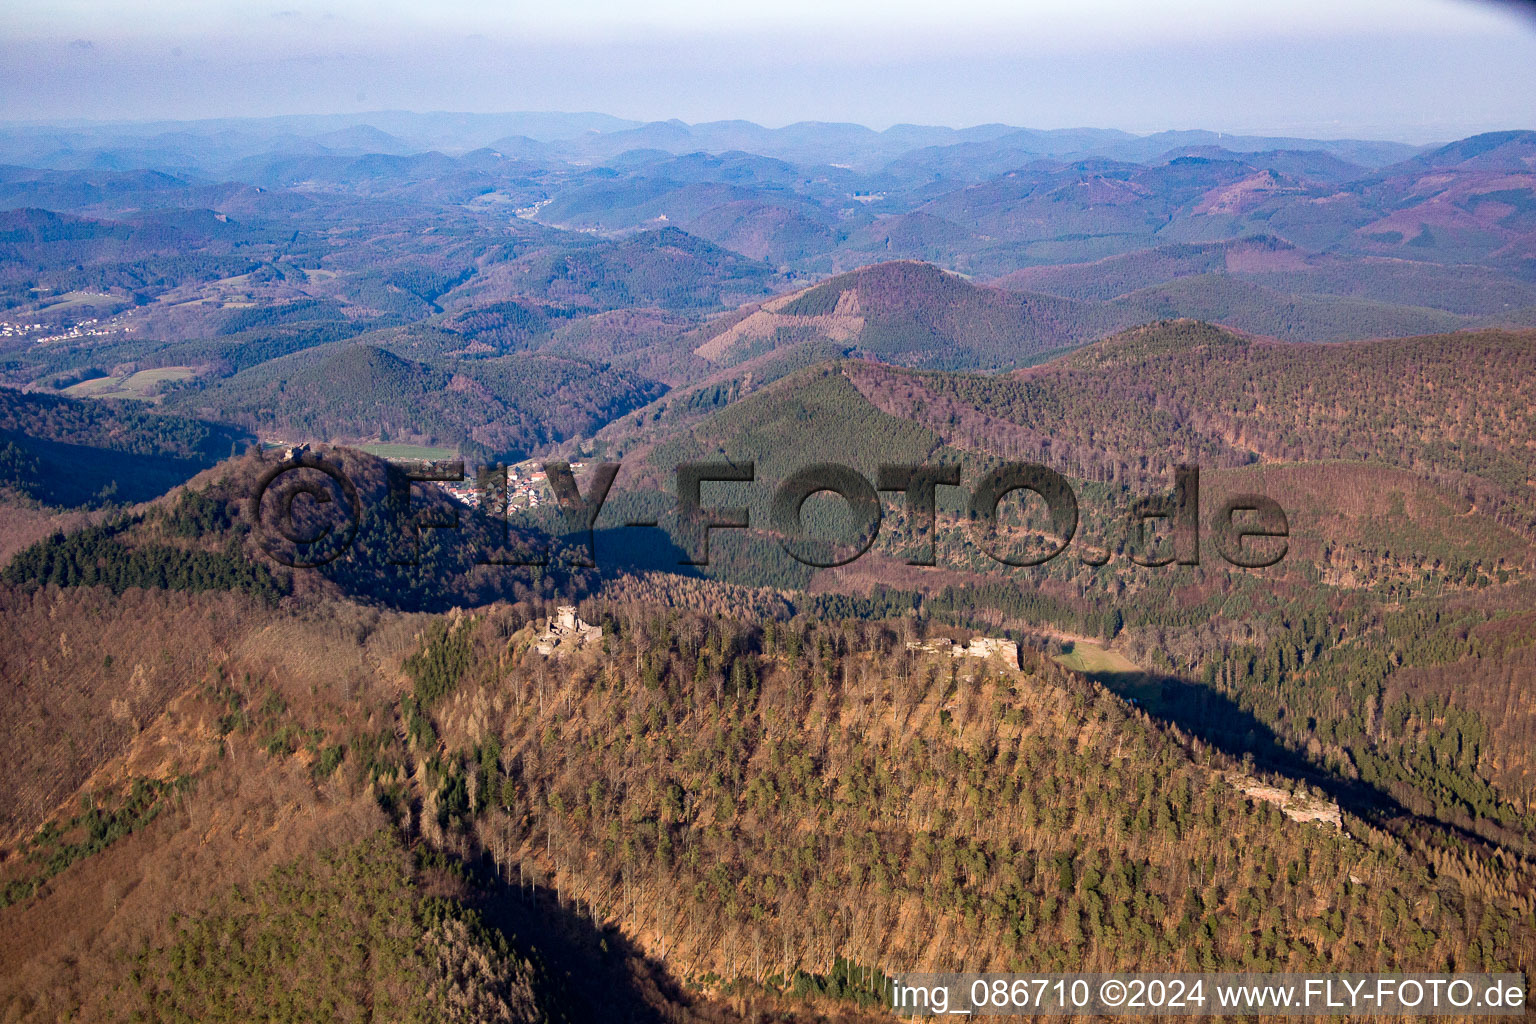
[2,114,1535,516]
[1,116,1532,376]
[0,111,1428,174]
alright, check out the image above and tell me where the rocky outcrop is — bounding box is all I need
[906,635,1021,669]
[1230,775,1344,832]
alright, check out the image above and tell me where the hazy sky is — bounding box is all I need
[3,0,1535,139]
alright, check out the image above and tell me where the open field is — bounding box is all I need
[1053,639,1141,675]
[352,442,460,461]
[1054,640,1167,709]
[62,366,194,401]
[36,291,127,314]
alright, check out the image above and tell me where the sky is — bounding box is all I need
[3,0,1535,140]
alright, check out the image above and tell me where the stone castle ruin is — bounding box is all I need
[533,605,602,656]
[906,635,1021,669]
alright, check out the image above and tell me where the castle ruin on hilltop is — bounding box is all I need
[533,605,602,656]
[906,635,1021,669]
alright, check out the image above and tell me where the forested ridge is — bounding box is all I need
[849,321,1536,531]
[5,587,1524,1021]
[0,388,248,462]
[377,604,1536,989]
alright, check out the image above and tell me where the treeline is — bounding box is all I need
[2,516,288,603]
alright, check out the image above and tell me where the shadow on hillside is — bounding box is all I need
[1083,666,1504,849]
[464,861,734,1024]
[592,522,709,578]
[5,433,235,507]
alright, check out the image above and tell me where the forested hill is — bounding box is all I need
[0,387,249,462]
[0,444,613,613]
[604,321,1536,539]
[848,321,1536,533]
[0,387,253,507]
[686,261,1128,373]
[166,344,666,462]
[685,259,1509,377]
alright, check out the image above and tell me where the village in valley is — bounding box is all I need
[429,459,579,512]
